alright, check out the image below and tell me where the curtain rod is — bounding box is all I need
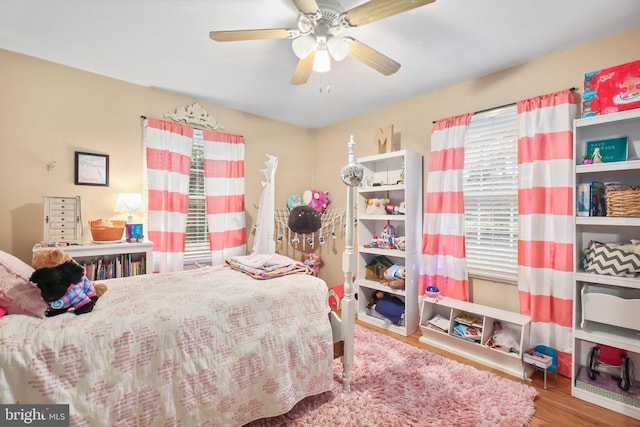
[432,87,578,123]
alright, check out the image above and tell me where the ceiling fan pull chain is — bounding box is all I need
[319,74,331,93]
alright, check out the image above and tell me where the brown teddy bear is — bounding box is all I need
[31,248,107,297]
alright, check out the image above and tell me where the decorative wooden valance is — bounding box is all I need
[164,102,224,130]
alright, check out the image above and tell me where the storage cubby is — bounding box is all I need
[419,296,531,378]
[356,150,422,337]
[572,109,640,420]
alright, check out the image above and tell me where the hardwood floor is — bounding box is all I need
[356,320,640,427]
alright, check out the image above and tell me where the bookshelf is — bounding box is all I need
[571,109,640,420]
[419,296,531,379]
[33,241,153,278]
[355,150,423,337]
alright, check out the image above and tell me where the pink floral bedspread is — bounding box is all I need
[0,265,333,426]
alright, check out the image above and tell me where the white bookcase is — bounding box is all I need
[355,150,422,336]
[572,109,640,420]
[33,241,153,278]
[418,296,531,378]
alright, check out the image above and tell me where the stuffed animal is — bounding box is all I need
[30,248,106,317]
[29,261,98,316]
[366,198,389,215]
[32,248,107,296]
[302,252,321,277]
[303,189,331,212]
[288,205,322,234]
[287,194,303,211]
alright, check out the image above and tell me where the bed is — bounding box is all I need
[0,259,349,425]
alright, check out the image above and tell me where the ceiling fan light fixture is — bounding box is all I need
[327,35,349,61]
[292,34,316,59]
[313,48,331,72]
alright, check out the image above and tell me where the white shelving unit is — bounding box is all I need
[572,109,640,420]
[33,241,153,278]
[355,150,422,336]
[419,296,531,378]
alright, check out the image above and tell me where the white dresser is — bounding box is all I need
[43,196,82,243]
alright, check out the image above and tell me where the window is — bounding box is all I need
[463,105,519,283]
[184,131,210,262]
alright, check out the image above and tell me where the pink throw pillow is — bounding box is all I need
[0,249,46,318]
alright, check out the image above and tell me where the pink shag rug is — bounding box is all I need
[249,325,538,426]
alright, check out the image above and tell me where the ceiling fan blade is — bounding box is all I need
[291,51,316,85]
[344,0,435,27]
[347,38,400,76]
[292,0,319,14]
[209,29,295,42]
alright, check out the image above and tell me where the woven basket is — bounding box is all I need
[89,219,126,241]
[605,185,640,217]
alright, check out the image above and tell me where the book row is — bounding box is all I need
[79,253,147,280]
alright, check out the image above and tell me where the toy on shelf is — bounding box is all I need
[364,224,406,251]
[587,343,634,391]
[366,290,405,326]
[364,255,393,281]
[591,147,603,164]
[380,223,395,241]
[385,201,406,215]
[486,320,520,354]
[424,284,440,300]
[365,198,389,215]
[382,264,405,290]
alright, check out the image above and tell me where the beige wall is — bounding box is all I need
[0,49,315,264]
[1,27,639,311]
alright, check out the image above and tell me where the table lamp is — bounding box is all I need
[114,193,142,223]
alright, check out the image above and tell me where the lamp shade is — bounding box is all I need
[114,193,142,222]
[313,48,331,73]
[292,34,316,59]
[327,35,349,61]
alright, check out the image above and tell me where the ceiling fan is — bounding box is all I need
[209,0,436,85]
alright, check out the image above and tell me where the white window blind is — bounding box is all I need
[184,133,210,261]
[463,105,519,283]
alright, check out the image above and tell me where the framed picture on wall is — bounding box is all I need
[74,151,109,186]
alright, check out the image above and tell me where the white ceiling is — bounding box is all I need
[1,0,639,129]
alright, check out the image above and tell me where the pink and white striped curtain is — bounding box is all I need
[420,113,473,301]
[143,118,193,272]
[201,130,246,265]
[517,89,578,377]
